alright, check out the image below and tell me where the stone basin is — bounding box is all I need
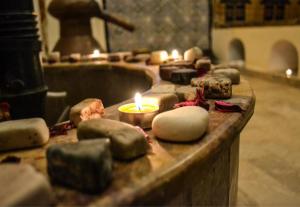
[43,63,155,125]
[0,59,255,206]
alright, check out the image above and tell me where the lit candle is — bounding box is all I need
[118,93,159,129]
[91,49,101,58]
[88,49,106,61]
[171,49,180,60]
[160,51,169,63]
[286,68,293,78]
[135,92,142,111]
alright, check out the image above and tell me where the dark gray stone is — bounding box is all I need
[159,66,180,81]
[171,69,198,85]
[160,61,195,69]
[77,119,149,160]
[47,139,112,193]
[195,58,211,71]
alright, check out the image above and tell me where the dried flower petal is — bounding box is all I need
[215,101,244,113]
[49,121,75,137]
[0,102,11,122]
[0,156,21,164]
[175,88,209,111]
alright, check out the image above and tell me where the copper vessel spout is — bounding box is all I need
[48,0,135,55]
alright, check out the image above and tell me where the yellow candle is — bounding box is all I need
[118,93,159,129]
[119,103,159,113]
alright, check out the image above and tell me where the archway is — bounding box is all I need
[269,40,298,76]
[229,39,245,61]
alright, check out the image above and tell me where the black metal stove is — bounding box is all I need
[0,0,47,119]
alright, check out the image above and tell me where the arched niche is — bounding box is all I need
[269,40,298,76]
[229,39,245,62]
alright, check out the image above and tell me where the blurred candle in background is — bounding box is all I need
[171,49,179,60]
[286,68,293,78]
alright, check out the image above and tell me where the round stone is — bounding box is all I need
[213,68,240,84]
[184,47,203,62]
[152,106,209,142]
[176,86,197,101]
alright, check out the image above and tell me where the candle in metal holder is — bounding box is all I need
[118,93,159,129]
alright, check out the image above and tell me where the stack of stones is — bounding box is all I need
[46,98,150,193]
[151,47,241,143]
[158,47,241,101]
[0,0,48,119]
[0,117,53,206]
[159,47,202,85]
[0,97,150,195]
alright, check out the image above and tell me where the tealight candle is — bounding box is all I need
[88,49,106,61]
[171,49,180,60]
[160,51,169,62]
[91,49,101,58]
[118,93,159,129]
[286,68,293,78]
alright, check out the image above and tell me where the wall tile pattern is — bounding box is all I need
[105,0,210,52]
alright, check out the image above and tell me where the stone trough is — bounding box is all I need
[0,56,255,206]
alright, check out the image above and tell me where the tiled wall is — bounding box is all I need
[105,0,210,52]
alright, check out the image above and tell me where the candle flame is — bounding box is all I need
[93,49,100,55]
[160,51,169,62]
[286,68,293,78]
[171,49,179,60]
[91,49,101,58]
[134,92,143,111]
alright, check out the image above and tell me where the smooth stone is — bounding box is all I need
[195,58,211,71]
[184,47,203,62]
[191,75,232,99]
[123,55,141,63]
[69,53,81,63]
[176,86,197,101]
[171,69,198,85]
[213,68,240,84]
[160,60,195,69]
[143,93,179,113]
[150,50,168,64]
[0,164,53,206]
[47,52,60,64]
[152,106,209,142]
[107,54,121,62]
[159,66,181,81]
[0,118,49,152]
[70,98,105,127]
[47,139,112,193]
[77,119,149,160]
[151,84,176,94]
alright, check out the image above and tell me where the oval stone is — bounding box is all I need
[213,68,240,84]
[184,47,203,62]
[0,118,49,152]
[152,106,209,142]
